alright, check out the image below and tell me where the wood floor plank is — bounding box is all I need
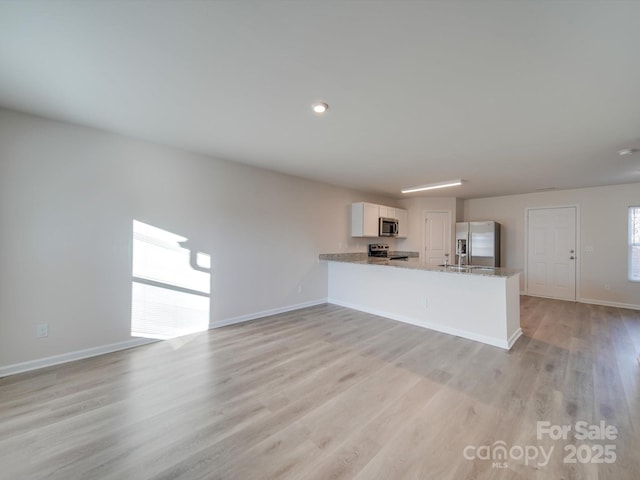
[289,377,443,480]
[1,298,639,479]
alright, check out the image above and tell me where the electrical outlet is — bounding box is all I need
[36,323,49,338]
[297,285,303,294]
[425,298,429,308]
[584,246,594,252]
[604,284,611,291]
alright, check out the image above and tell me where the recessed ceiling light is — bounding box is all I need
[401,179,462,194]
[312,102,329,114]
[618,148,639,156]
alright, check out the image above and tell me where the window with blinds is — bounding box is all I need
[630,206,640,282]
[131,220,211,339]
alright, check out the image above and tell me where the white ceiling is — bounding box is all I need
[1,1,639,199]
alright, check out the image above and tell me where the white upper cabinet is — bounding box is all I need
[351,202,380,237]
[352,202,409,238]
[379,206,396,219]
[396,208,408,238]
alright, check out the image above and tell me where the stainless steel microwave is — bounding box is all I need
[379,217,398,237]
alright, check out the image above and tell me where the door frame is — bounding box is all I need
[423,210,453,265]
[524,204,580,301]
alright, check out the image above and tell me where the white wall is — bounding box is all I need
[0,109,396,371]
[463,184,640,308]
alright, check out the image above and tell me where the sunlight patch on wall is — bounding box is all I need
[131,220,211,340]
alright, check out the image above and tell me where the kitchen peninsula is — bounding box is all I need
[320,253,522,350]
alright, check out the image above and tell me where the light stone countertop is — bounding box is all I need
[319,252,521,278]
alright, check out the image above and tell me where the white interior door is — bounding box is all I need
[527,207,577,301]
[424,211,451,266]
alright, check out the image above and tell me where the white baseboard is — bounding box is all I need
[209,298,328,329]
[578,297,640,311]
[0,337,158,378]
[328,298,514,350]
[525,292,640,311]
[507,328,523,349]
[0,298,329,378]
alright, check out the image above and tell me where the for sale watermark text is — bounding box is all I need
[537,420,617,441]
[463,420,618,468]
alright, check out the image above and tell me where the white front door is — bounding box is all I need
[527,206,577,301]
[424,211,451,266]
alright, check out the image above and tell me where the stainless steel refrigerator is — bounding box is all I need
[455,221,501,267]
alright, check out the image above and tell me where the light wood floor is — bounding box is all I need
[1,297,639,479]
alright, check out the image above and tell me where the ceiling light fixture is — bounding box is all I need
[312,102,329,114]
[401,179,463,194]
[618,148,639,156]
